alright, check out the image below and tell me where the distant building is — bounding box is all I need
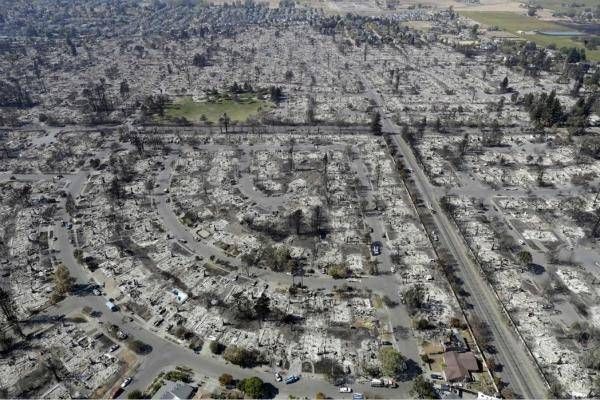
[152,380,195,400]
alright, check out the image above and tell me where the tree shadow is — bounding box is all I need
[262,383,279,399]
[398,359,423,382]
[71,282,96,296]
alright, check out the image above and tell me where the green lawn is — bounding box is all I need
[462,11,600,61]
[530,0,599,13]
[462,11,570,32]
[165,94,273,124]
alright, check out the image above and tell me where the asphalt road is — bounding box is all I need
[363,82,548,398]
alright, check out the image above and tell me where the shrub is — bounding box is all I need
[127,390,145,399]
[164,370,191,383]
[328,264,350,279]
[219,373,234,387]
[223,345,257,368]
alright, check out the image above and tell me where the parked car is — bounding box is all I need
[370,241,382,256]
[370,378,384,387]
[339,387,352,393]
[431,374,443,381]
[275,372,282,382]
[284,375,299,384]
[110,344,120,352]
[93,288,101,296]
[120,377,132,388]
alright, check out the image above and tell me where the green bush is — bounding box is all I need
[223,345,258,368]
[164,370,191,383]
[127,390,145,399]
[239,377,264,399]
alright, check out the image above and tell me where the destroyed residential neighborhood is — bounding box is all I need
[0,0,599,399]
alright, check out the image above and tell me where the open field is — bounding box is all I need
[462,11,572,31]
[165,95,272,123]
[462,11,600,60]
[530,0,599,13]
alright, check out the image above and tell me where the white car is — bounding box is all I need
[339,387,353,393]
[120,377,132,388]
[275,372,282,382]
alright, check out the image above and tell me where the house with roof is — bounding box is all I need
[443,351,479,382]
[152,380,195,400]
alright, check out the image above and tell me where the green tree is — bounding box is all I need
[262,245,293,272]
[517,250,533,266]
[218,112,231,133]
[379,347,407,378]
[590,374,600,398]
[500,76,509,93]
[583,347,600,370]
[404,285,424,314]
[371,112,383,136]
[120,80,130,98]
[209,341,225,355]
[289,209,304,235]
[284,70,294,82]
[547,381,567,399]
[254,294,271,321]
[0,331,14,353]
[240,376,265,398]
[410,376,438,399]
[54,263,72,296]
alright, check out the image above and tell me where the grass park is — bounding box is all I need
[165,93,273,124]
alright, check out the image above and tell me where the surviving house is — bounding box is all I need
[443,351,479,382]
